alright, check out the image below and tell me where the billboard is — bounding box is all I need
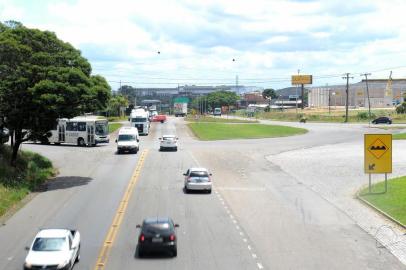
[291,75,312,85]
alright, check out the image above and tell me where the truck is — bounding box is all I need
[24,229,81,270]
[213,107,222,116]
[173,97,189,117]
[174,103,187,117]
[130,109,150,135]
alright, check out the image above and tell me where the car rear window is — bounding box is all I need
[190,171,209,177]
[143,223,173,233]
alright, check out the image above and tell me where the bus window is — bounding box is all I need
[78,122,86,132]
[66,122,78,131]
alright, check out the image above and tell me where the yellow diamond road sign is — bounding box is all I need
[364,134,392,174]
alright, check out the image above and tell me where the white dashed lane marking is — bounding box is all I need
[213,188,265,269]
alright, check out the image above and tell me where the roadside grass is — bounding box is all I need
[359,176,406,225]
[109,123,122,134]
[185,115,258,123]
[0,145,55,217]
[393,133,406,140]
[188,122,307,140]
[107,116,128,122]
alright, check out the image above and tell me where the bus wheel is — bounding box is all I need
[78,138,85,147]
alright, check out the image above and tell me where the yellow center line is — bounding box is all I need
[93,149,149,270]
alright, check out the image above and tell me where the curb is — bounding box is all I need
[356,193,406,230]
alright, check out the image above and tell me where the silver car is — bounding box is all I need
[183,168,212,193]
[159,135,178,151]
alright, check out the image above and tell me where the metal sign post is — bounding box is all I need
[364,134,392,193]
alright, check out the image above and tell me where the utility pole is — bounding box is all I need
[361,73,372,125]
[342,73,353,122]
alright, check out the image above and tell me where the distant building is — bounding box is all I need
[308,79,406,108]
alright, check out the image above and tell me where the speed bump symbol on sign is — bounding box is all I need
[368,139,388,159]
[364,134,392,174]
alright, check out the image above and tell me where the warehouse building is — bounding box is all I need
[308,79,406,108]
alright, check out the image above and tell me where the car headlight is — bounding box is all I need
[24,262,32,269]
[57,259,70,269]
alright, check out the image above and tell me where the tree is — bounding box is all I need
[0,22,111,166]
[108,94,129,117]
[262,88,277,100]
[206,91,239,109]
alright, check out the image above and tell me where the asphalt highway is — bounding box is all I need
[0,117,404,269]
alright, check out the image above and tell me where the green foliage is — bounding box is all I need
[0,22,111,164]
[0,145,54,217]
[262,88,277,100]
[192,91,239,111]
[107,94,129,117]
[0,145,54,188]
[357,112,376,120]
[396,102,406,114]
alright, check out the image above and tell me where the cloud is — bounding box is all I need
[1,0,406,89]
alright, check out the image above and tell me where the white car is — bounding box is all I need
[159,135,178,151]
[116,126,140,154]
[184,168,212,193]
[24,229,80,270]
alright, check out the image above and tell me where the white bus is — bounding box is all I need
[130,110,150,135]
[46,116,109,146]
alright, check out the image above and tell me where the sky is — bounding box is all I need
[1,0,406,90]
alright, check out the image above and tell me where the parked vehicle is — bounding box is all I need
[24,229,80,270]
[372,116,392,124]
[130,110,150,135]
[184,168,212,193]
[152,114,167,123]
[116,127,139,154]
[136,217,179,257]
[159,135,178,151]
[174,102,187,117]
[213,107,222,116]
[45,116,109,146]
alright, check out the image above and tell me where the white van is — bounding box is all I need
[116,127,140,154]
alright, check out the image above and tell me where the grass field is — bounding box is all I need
[108,123,122,133]
[0,145,55,217]
[393,133,406,140]
[188,122,307,140]
[185,115,258,123]
[359,176,406,225]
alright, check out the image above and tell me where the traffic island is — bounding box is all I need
[358,176,406,228]
[187,122,307,140]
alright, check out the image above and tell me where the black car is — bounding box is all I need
[372,116,392,124]
[136,217,179,257]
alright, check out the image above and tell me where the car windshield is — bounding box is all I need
[163,137,175,141]
[118,134,136,141]
[190,171,209,177]
[96,122,108,136]
[132,118,147,122]
[32,237,66,251]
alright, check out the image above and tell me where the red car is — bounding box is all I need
[152,114,167,123]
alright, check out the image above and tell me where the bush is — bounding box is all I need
[356,112,376,120]
[396,102,406,114]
